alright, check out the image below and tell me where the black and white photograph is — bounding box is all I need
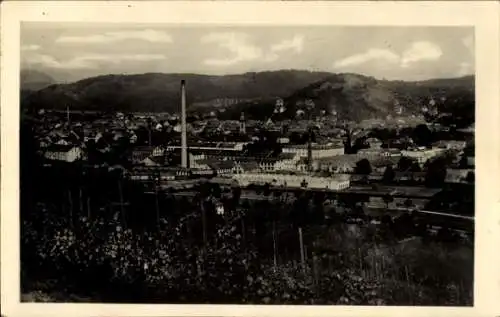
[2,2,499,315]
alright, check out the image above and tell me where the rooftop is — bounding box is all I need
[45,144,78,153]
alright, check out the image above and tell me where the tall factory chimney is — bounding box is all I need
[181,80,188,168]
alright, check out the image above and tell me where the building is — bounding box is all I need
[282,142,344,159]
[357,148,395,157]
[232,172,350,190]
[370,156,400,173]
[129,167,176,182]
[309,155,358,173]
[401,147,446,164]
[131,146,155,164]
[445,168,474,184]
[189,158,236,175]
[166,141,247,153]
[432,140,467,151]
[466,156,475,167]
[366,137,383,149]
[274,152,300,171]
[277,137,290,144]
[234,161,260,174]
[44,145,82,163]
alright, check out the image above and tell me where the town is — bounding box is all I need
[20,78,475,305]
[29,80,474,228]
[18,25,475,306]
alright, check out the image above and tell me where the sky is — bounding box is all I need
[21,23,475,82]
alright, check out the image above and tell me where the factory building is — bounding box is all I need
[232,173,350,190]
[282,143,345,159]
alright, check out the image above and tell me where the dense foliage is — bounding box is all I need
[21,195,474,305]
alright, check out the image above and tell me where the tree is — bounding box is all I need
[412,124,434,147]
[300,179,308,188]
[212,183,222,199]
[382,165,395,184]
[355,159,372,175]
[404,198,414,209]
[231,183,242,210]
[289,131,303,144]
[263,182,271,197]
[410,162,422,172]
[382,194,394,209]
[459,156,469,168]
[425,158,448,188]
[465,171,475,184]
[351,137,369,153]
[398,156,414,172]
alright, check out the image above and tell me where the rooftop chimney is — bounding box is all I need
[181,80,188,168]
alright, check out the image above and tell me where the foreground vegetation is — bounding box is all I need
[21,182,473,305]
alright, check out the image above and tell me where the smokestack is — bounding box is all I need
[181,80,188,168]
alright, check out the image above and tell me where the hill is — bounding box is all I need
[21,69,57,91]
[218,73,474,124]
[280,73,474,121]
[21,70,331,113]
[21,70,474,122]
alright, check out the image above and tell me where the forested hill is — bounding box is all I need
[274,73,474,122]
[21,69,57,92]
[21,70,331,112]
[21,70,474,122]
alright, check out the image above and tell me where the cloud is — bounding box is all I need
[264,35,305,62]
[334,48,400,68]
[334,41,442,69]
[462,35,474,54]
[201,33,305,66]
[23,53,93,69]
[270,35,304,54]
[201,32,263,66]
[56,29,173,44]
[400,41,442,68]
[23,52,167,69]
[457,62,473,76]
[21,44,41,51]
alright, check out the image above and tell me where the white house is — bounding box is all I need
[401,148,445,164]
[44,145,82,163]
[366,138,383,149]
[433,140,467,150]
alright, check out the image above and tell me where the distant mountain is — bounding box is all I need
[21,70,474,122]
[20,69,57,91]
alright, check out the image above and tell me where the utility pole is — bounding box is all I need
[306,100,315,173]
[118,178,127,228]
[67,189,74,228]
[66,105,70,128]
[299,227,305,274]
